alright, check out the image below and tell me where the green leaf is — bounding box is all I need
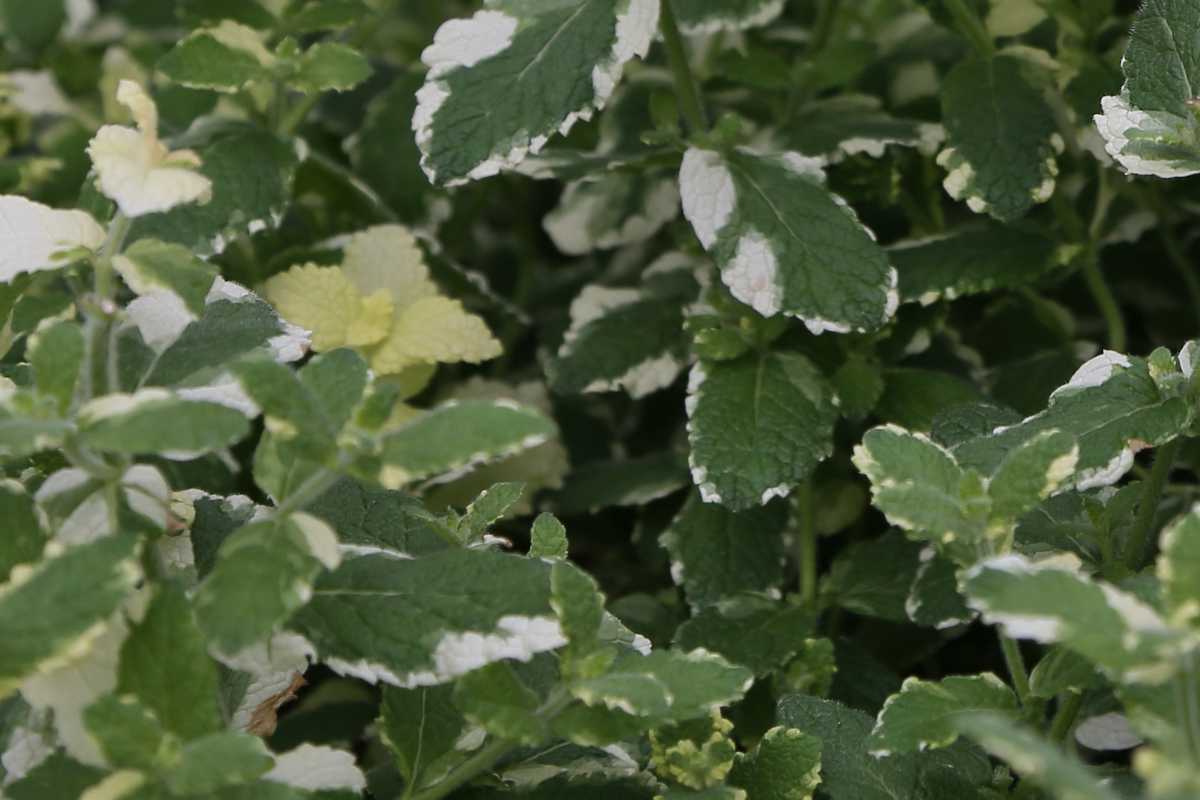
[117,583,223,741]
[554,452,689,514]
[659,492,787,609]
[290,548,565,686]
[28,320,83,415]
[159,30,271,92]
[775,695,917,800]
[113,239,218,316]
[548,282,690,398]
[783,95,942,160]
[680,147,896,331]
[0,533,139,695]
[0,480,46,583]
[142,294,299,388]
[230,357,339,461]
[687,352,838,510]
[3,751,106,800]
[377,399,557,488]
[1095,0,1200,177]
[1158,504,1200,627]
[728,725,822,800]
[305,477,450,559]
[130,127,298,257]
[963,553,1175,682]
[938,55,1061,221]
[674,0,783,32]
[570,649,752,722]
[868,673,1018,755]
[825,531,924,622]
[415,0,658,185]
[852,425,981,551]
[194,515,338,656]
[987,429,1078,520]
[0,0,64,51]
[291,42,372,93]
[876,368,983,431]
[543,173,679,255]
[454,662,544,744]
[954,712,1120,800]
[1028,647,1102,700]
[348,73,435,223]
[889,224,1062,306]
[457,482,526,543]
[551,561,605,671]
[284,0,368,32]
[379,684,467,789]
[832,355,885,420]
[163,731,274,794]
[673,597,813,677]
[906,547,973,629]
[530,512,569,560]
[953,352,1190,491]
[77,389,250,456]
[83,693,168,770]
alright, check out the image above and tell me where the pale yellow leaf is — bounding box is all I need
[341,224,437,309]
[369,295,501,374]
[264,264,390,351]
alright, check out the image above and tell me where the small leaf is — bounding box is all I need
[728,725,822,800]
[0,196,104,283]
[158,27,271,92]
[673,597,813,677]
[687,352,838,510]
[963,553,1174,682]
[113,238,217,316]
[939,56,1061,220]
[868,673,1018,755]
[659,491,787,609]
[290,548,565,686]
[530,512,568,560]
[0,533,139,695]
[377,399,556,488]
[379,684,467,789]
[77,389,250,456]
[454,662,544,744]
[1157,502,1200,628]
[28,320,83,416]
[955,712,1120,800]
[543,173,679,255]
[987,429,1078,519]
[291,42,372,93]
[117,583,223,740]
[83,694,167,770]
[194,514,339,656]
[163,731,274,794]
[679,147,897,331]
[457,481,525,543]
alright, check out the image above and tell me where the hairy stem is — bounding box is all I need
[659,0,708,134]
[1125,437,1181,570]
[999,633,1033,710]
[1048,691,1083,743]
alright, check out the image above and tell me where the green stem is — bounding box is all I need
[278,93,321,138]
[273,466,344,517]
[1048,691,1083,743]
[82,212,131,402]
[796,479,817,606]
[1125,437,1182,570]
[942,0,994,56]
[659,0,708,134]
[1178,652,1200,765]
[999,633,1033,710]
[1158,224,1200,326]
[305,149,400,223]
[1080,250,1127,353]
[408,737,514,800]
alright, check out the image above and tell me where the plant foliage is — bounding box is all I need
[1,1,1200,799]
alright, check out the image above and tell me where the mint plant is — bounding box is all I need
[3,0,1200,798]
